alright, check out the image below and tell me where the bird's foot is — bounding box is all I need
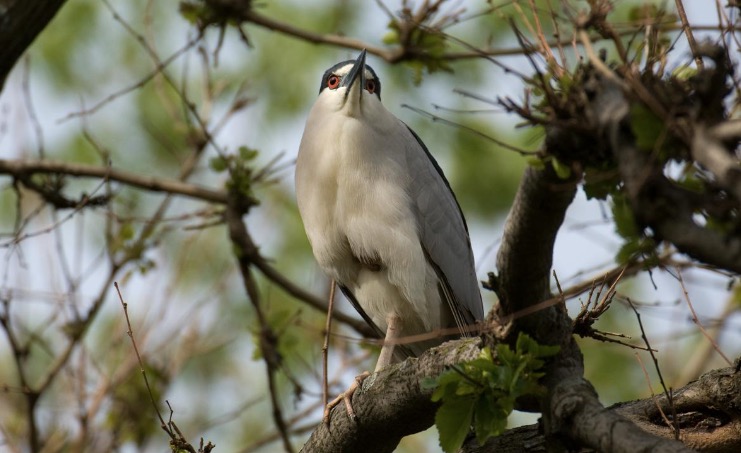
[323,371,371,425]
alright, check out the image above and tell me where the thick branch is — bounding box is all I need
[467,365,741,452]
[0,0,69,90]
[301,334,731,453]
[301,338,482,453]
[494,165,576,322]
[492,152,690,452]
[692,124,741,203]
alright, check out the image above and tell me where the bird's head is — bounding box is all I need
[315,49,381,117]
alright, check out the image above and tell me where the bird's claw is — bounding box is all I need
[323,371,371,425]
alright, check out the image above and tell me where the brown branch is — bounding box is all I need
[301,333,716,453]
[114,283,171,434]
[203,0,731,65]
[0,296,40,451]
[301,338,482,453]
[674,0,704,70]
[675,268,733,366]
[493,165,577,324]
[691,124,741,203]
[467,365,741,452]
[0,156,372,334]
[627,298,678,438]
[225,190,295,453]
[0,158,228,204]
[489,139,689,452]
[223,211,376,337]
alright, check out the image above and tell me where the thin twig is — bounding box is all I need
[675,267,733,366]
[675,0,704,70]
[634,352,675,437]
[58,36,199,122]
[113,282,168,430]
[626,298,678,439]
[322,280,336,424]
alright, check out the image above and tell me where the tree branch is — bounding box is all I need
[466,365,741,452]
[490,153,690,452]
[301,335,735,453]
[301,338,482,453]
[493,165,576,324]
[0,0,69,90]
[0,158,228,204]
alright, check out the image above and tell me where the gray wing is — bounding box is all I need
[404,126,484,333]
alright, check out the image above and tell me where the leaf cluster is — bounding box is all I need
[210,146,260,203]
[424,333,560,452]
[511,2,740,268]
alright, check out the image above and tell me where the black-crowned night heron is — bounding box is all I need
[296,49,484,416]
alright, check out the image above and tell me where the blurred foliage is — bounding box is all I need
[105,362,169,446]
[450,120,528,217]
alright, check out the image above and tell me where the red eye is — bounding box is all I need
[327,75,340,89]
[365,79,376,94]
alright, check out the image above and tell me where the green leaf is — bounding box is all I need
[382,30,400,45]
[474,395,506,444]
[430,334,559,449]
[178,2,204,24]
[238,146,259,161]
[611,194,639,239]
[209,156,228,172]
[630,104,664,151]
[526,156,545,170]
[551,157,571,179]
[583,167,619,200]
[436,395,475,452]
[731,284,741,308]
[672,65,697,81]
[616,237,657,264]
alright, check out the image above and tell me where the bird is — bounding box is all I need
[295,49,484,417]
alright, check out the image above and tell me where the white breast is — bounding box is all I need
[295,99,445,339]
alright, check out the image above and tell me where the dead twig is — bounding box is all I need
[114,282,215,452]
[322,280,336,425]
[627,298,678,439]
[676,268,733,366]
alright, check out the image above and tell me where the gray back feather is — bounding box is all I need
[404,126,484,331]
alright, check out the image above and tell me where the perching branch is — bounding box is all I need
[301,338,482,453]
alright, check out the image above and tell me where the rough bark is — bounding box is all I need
[470,365,741,453]
[300,336,740,452]
[0,0,69,90]
[486,164,691,452]
[493,165,577,320]
[301,338,482,453]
